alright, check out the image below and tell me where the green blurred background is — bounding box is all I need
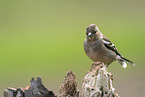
[0,0,145,97]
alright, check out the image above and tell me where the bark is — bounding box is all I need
[82,62,119,97]
[3,77,56,97]
[59,71,79,97]
[4,62,120,97]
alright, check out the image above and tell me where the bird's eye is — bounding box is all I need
[94,31,97,33]
[86,33,88,35]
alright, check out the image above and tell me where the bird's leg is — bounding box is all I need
[106,63,110,68]
[92,62,102,65]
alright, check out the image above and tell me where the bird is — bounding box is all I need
[84,24,135,68]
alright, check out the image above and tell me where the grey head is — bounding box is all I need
[86,24,102,41]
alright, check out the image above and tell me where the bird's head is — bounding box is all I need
[86,24,103,41]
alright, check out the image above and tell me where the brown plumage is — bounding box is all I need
[84,24,135,68]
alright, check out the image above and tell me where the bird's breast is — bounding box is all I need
[84,39,116,64]
[84,40,102,60]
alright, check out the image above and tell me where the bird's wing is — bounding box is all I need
[103,35,135,66]
[102,35,122,56]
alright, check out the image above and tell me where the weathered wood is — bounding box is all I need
[3,87,24,97]
[82,62,119,97]
[26,77,56,97]
[3,77,56,97]
[4,63,120,97]
[59,71,79,97]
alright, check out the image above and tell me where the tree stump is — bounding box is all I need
[3,77,56,97]
[82,62,119,97]
[59,71,79,97]
[3,62,120,97]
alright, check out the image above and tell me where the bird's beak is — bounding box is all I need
[88,32,93,37]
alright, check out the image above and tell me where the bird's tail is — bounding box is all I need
[116,56,135,68]
[121,57,135,66]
